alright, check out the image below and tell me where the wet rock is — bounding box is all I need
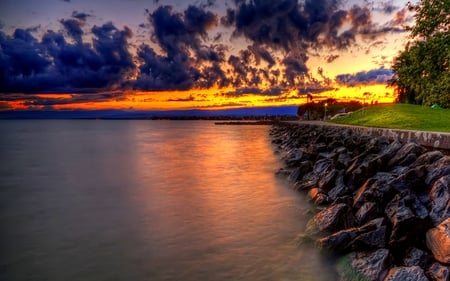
[384,266,428,281]
[328,183,350,201]
[385,191,429,246]
[337,248,390,281]
[318,168,337,191]
[353,173,395,210]
[389,166,427,193]
[403,247,431,268]
[350,154,385,187]
[355,202,382,225]
[411,151,444,167]
[426,156,450,186]
[397,153,418,167]
[379,140,403,163]
[388,142,426,168]
[352,218,387,250]
[313,203,353,233]
[426,217,450,264]
[287,161,313,182]
[319,227,358,252]
[307,188,329,205]
[427,262,449,281]
[320,218,387,252]
[429,175,450,226]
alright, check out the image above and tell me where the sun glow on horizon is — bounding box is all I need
[2,83,396,112]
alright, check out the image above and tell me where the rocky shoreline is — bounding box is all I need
[270,123,449,281]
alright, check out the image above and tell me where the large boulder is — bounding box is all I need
[319,218,387,252]
[429,175,450,226]
[287,160,313,182]
[384,266,428,281]
[426,156,450,186]
[352,218,387,250]
[426,217,450,264]
[355,202,382,225]
[388,166,427,193]
[385,191,429,246]
[313,203,354,233]
[353,173,395,209]
[337,248,390,281]
[411,150,444,167]
[318,227,359,252]
[388,142,425,168]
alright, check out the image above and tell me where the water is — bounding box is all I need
[0,120,337,281]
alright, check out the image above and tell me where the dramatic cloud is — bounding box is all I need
[336,67,394,86]
[0,20,135,93]
[0,0,408,104]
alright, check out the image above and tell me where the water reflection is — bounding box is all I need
[0,120,337,281]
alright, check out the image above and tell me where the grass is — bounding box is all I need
[330,104,450,132]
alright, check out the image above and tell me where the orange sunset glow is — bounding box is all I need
[0,0,414,115]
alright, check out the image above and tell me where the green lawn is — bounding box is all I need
[330,104,450,132]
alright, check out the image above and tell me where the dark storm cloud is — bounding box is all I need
[222,86,286,98]
[1,1,403,99]
[60,18,84,43]
[0,20,134,93]
[336,67,393,86]
[133,5,226,90]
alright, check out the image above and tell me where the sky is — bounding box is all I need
[0,0,416,111]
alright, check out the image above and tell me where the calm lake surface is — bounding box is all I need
[0,120,337,281]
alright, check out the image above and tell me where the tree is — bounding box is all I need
[391,0,450,107]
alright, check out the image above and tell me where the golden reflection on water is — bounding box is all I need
[129,121,337,281]
[0,120,337,281]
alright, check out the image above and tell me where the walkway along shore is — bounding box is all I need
[270,122,449,281]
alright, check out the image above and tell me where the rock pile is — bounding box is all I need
[271,123,449,281]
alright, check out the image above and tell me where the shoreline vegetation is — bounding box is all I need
[271,122,449,281]
[330,104,450,133]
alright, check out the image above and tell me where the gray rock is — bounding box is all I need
[385,191,429,246]
[388,142,426,168]
[349,154,384,188]
[320,218,387,252]
[329,183,350,201]
[343,249,390,281]
[319,227,358,252]
[313,203,353,233]
[426,217,450,264]
[353,173,395,209]
[427,262,449,281]
[287,161,313,182]
[403,247,431,268]
[429,175,450,226]
[411,151,444,167]
[389,166,427,193]
[426,156,450,186]
[353,218,387,250]
[356,202,382,225]
[384,266,428,281]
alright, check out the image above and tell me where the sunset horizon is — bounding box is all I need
[0,0,413,113]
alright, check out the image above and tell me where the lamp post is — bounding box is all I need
[324,103,328,120]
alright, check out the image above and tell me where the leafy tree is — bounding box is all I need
[391,0,450,107]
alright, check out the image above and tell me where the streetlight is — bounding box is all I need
[324,103,328,120]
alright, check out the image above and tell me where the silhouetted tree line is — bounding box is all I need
[297,99,363,120]
[391,0,450,108]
